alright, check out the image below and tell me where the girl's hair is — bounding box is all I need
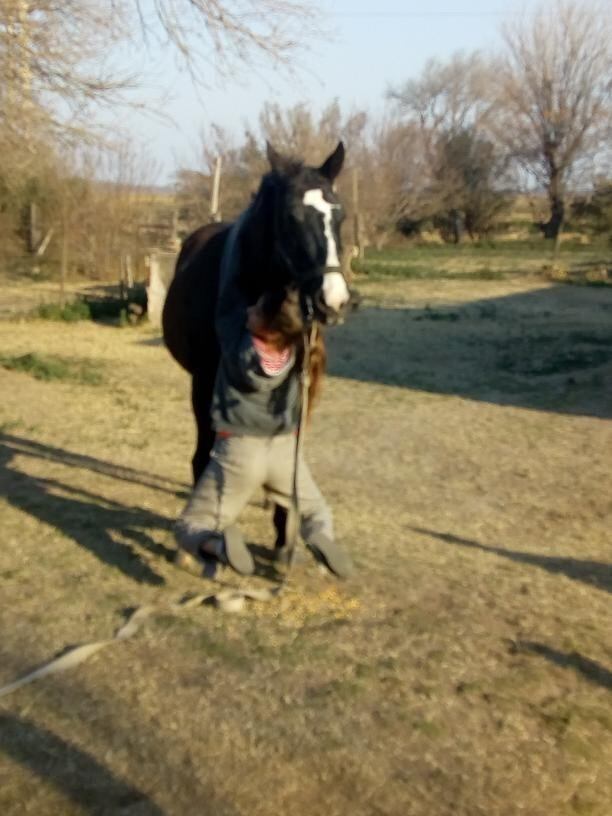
[306,327,326,418]
[259,288,326,418]
[258,289,303,348]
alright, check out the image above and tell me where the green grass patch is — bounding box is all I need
[354,259,508,281]
[36,300,92,322]
[411,718,446,738]
[353,241,610,281]
[0,352,105,385]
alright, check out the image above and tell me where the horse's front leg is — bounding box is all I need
[191,370,216,484]
[273,504,288,551]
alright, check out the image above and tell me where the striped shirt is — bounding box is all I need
[252,336,292,376]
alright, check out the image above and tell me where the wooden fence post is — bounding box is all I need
[352,167,365,259]
[210,156,222,222]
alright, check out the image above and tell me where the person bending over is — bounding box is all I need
[175,283,353,579]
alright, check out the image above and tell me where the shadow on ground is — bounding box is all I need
[517,642,612,691]
[0,435,176,585]
[327,283,612,418]
[137,336,165,347]
[1,432,188,497]
[411,527,612,594]
[0,713,166,815]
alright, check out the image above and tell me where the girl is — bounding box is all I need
[174,237,353,580]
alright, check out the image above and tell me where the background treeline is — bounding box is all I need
[1,0,611,286]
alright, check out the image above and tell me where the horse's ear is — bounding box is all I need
[318,141,345,182]
[266,141,288,174]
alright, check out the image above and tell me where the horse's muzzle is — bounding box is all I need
[308,269,349,325]
[322,269,350,313]
[312,290,348,326]
[299,268,350,325]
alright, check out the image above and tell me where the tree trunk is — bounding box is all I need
[451,210,462,244]
[542,169,565,242]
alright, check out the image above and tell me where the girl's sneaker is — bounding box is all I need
[175,525,255,577]
[307,535,354,579]
[199,526,255,576]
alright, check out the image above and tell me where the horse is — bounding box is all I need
[162,142,350,548]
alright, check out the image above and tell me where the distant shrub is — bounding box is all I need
[34,285,147,325]
[36,300,92,322]
[542,263,611,287]
[571,184,612,235]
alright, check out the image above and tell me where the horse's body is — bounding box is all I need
[163,222,233,480]
[162,143,349,488]
[163,222,228,375]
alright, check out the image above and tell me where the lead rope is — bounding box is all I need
[279,319,315,578]
[0,321,317,699]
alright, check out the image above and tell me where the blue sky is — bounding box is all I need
[116,0,533,181]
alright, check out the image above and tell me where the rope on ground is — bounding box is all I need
[0,585,281,700]
[0,324,316,701]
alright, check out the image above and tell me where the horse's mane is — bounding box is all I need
[251,161,332,420]
[251,159,303,206]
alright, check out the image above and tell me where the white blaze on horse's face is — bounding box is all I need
[303,188,350,313]
[303,188,340,267]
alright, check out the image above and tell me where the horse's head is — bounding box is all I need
[247,141,350,325]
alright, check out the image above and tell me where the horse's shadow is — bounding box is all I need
[0,435,176,585]
[327,282,612,419]
[517,642,612,691]
[411,526,612,594]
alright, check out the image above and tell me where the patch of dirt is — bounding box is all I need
[0,279,610,816]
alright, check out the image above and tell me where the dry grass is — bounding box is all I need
[0,279,611,816]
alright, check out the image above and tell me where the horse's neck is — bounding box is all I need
[236,200,283,302]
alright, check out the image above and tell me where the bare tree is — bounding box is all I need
[351,117,430,249]
[175,124,265,232]
[0,0,323,155]
[0,1,324,279]
[137,0,321,82]
[389,53,507,242]
[389,52,494,157]
[256,100,348,160]
[495,0,612,243]
[0,1,132,151]
[176,101,369,233]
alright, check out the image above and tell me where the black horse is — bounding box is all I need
[162,142,349,504]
